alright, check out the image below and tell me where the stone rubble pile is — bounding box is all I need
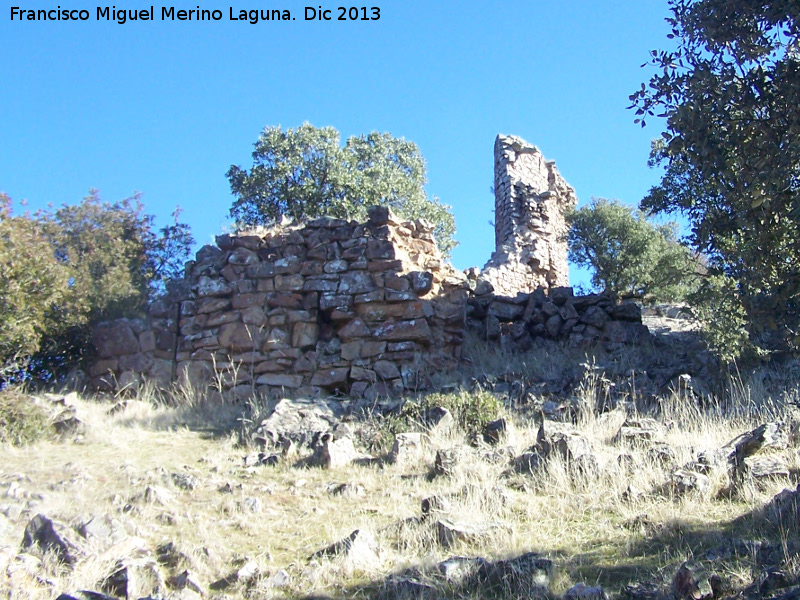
[465,281,651,350]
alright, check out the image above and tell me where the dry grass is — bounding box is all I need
[0,361,798,600]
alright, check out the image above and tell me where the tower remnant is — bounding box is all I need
[480,135,577,296]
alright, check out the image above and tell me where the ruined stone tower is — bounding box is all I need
[480,135,577,296]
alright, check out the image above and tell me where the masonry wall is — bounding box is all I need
[480,135,577,296]
[464,278,651,351]
[88,206,469,399]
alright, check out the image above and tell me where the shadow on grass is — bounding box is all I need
[288,486,800,600]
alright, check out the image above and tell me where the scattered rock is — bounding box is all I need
[565,582,609,600]
[389,432,424,467]
[613,417,666,445]
[170,473,198,491]
[318,432,364,468]
[424,406,454,435]
[436,518,506,548]
[763,485,799,527]
[433,447,462,477]
[475,551,553,593]
[242,497,262,513]
[421,495,451,519]
[243,453,280,467]
[102,553,163,600]
[142,485,173,505]
[673,560,713,600]
[536,421,597,473]
[168,569,204,596]
[77,514,126,549]
[254,398,339,448]
[232,559,259,582]
[21,514,82,566]
[483,418,510,445]
[670,470,711,497]
[743,455,790,480]
[310,528,381,571]
[56,592,118,600]
[438,555,487,584]
[327,482,366,498]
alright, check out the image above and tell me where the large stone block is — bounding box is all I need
[93,322,140,357]
[371,319,432,342]
[311,367,349,387]
[292,322,319,349]
[219,322,262,351]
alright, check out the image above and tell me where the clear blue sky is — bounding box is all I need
[1,1,674,287]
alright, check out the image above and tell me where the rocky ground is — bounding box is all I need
[2,315,800,600]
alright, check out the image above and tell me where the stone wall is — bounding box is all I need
[480,135,577,296]
[88,206,469,399]
[465,280,650,351]
[89,299,179,392]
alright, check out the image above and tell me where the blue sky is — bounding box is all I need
[1,1,674,286]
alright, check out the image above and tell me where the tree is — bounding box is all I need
[630,0,800,353]
[227,123,457,256]
[0,192,193,382]
[42,191,194,324]
[0,194,69,366]
[567,198,701,302]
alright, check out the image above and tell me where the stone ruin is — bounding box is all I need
[479,135,577,296]
[89,206,469,399]
[87,135,654,398]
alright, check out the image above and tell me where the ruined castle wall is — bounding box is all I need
[88,206,469,399]
[465,283,650,351]
[481,135,577,296]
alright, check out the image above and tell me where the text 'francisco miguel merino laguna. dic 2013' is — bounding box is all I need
[10,6,382,24]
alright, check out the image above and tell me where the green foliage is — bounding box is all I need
[567,198,701,302]
[41,191,194,325]
[687,274,756,363]
[0,195,70,365]
[0,389,52,446]
[0,192,193,382]
[631,0,800,353]
[227,123,457,257]
[403,389,503,436]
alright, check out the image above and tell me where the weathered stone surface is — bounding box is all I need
[673,560,714,600]
[254,398,338,447]
[614,418,667,444]
[22,514,82,566]
[311,528,381,571]
[389,432,423,466]
[424,406,454,435]
[92,322,139,357]
[255,373,303,388]
[436,519,505,548]
[371,319,432,342]
[372,360,401,380]
[671,470,712,496]
[310,367,349,387]
[319,433,362,468]
[434,447,461,477]
[604,320,651,344]
[292,322,318,349]
[102,553,163,600]
[438,556,487,584]
[484,418,509,445]
[480,135,576,296]
[196,276,232,297]
[475,551,553,590]
[743,455,790,479]
[565,583,609,600]
[219,322,261,351]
